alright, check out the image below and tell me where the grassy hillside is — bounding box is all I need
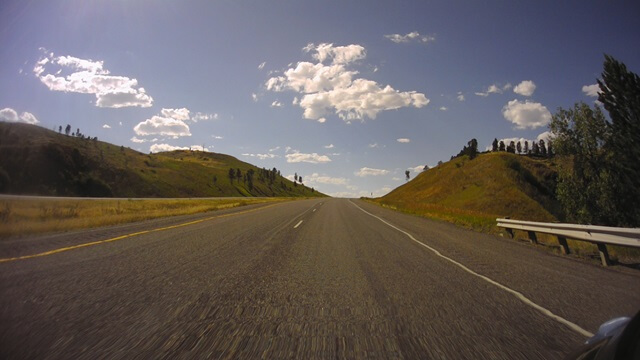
[0,122,325,198]
[371,152,561,232]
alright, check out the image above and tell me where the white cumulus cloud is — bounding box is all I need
[397,138,410,143]
[384,31,435,44]
[161,108,190,121]
[502,99,551,129]
[0,108,39,124]
[271,100,283,108]
[285,152,332,164]
[134,115,191,137]
[102,124,111,129]
[582,84,600,97]
[324,144,334,149]
[513,80,536,96]
[304,173,348,185]
[258,62,266,70]
[457,92,465,101]
[150,143,189,153]
[33,51,153,108]
[265,43,429,123]
[355,167,390,177]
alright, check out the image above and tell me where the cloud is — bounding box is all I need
[582,84,600,97]
[133,107,213,137]
[258,62,266,70]
[407,165,425,173]
[102,124,111,129]
[457,92,465,101]
[285,152,332,163]
[134,115,191,137]
[265,43,429,122]
[355,167,390,177]
[475,83,511,97]
[0,108,39,124]
[34,51,153,108]
[150,143,189,153]
[269,146,280,152]
[161,108,190,121]
[311,43,366,65]
[192,112,217,122]
[439,106,447,111]
[252,93,258,102]
[271,100,283,108]
[513,80,536,96]
[384,32,435,44]
[242,153,279,160]
[537,131,553,143]
[502,99,551,129]
[324,144,334,149]
[368,143,383,148]
[189,145,210,152]
[397,138,411,143]
[212,135,223,139]
[304,173,348,185]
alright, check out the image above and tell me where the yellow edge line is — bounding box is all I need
[0,202,285,263]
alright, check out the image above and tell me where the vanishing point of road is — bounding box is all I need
[1,198,638,359]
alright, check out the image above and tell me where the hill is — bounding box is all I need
[371,152,561,231]
[0,122,325,198]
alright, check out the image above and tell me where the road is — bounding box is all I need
[1,198,638,359]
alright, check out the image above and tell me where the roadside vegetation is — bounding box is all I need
[0,197,288,238]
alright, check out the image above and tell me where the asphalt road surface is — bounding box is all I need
[1,198,639,359]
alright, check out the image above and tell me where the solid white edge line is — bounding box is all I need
[349,200,595,338]
[294,220,304,229]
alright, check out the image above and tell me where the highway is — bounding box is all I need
[1,198,638,359]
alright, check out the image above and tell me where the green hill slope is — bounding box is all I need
[373,152,561,231]
[0,122,325,198]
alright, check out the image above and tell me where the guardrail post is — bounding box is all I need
[597,244,611,267]
[557,236,570,255]
[505,228,514,238]
[527,231,538,245]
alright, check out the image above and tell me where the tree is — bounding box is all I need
[294,173,298,182]
[547,141,553,157]
[499,141,506,152]
[516,141,522,154]
[597,55,640,226]
[507,141,516,153]
[492,138,499,152]
[236,168,241,179]
[524,140,529,154]
[437,160,443,166]
[228,168,236,182]
[213,175,217,185]
[532,142,539,155]
[467,138,478,159]
[550,102,614,225]
[76,128,80,137]
[58,125,62,133]
[423,165,430,171]
[405,170,410,181]
[65,124,71,136]
[539,139,547,157]
[298,176,302,183]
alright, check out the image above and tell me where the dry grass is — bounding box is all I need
[0,197,288,238]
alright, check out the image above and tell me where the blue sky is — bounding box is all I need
[1,1,639,197]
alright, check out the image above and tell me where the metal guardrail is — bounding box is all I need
[496,218,640,266]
